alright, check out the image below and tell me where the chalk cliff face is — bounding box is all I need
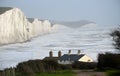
[0,7,52,45]
[42,20,51,34]
[28,18,52,37]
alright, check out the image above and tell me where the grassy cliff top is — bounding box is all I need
[0,7,13,15]
[27,18,34,23]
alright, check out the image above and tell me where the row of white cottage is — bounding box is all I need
[44,50,93,64]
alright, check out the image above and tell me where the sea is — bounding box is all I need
[0,24,118,70]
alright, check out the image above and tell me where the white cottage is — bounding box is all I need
[58,50,93,64]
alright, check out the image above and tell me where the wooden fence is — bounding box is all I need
[0,68,15,76]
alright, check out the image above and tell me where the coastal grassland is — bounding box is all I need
[35,70,75,76]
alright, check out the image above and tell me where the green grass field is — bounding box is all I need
[35,70,75,76]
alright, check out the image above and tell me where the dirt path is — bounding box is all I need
[73,70,106,76]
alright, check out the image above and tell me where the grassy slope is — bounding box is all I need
[35,70,75,76]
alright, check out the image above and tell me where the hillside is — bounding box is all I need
[52,20,95,28]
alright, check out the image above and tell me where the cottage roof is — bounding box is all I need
[59,54,85,61]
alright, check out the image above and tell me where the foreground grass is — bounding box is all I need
[106,70,120,76]
[35,70,75,76]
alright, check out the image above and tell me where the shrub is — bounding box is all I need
[72,61,97,69]
[60,64,72,70]
[16,59,62,76]
[97,53,120,70]
[16,62,34,76]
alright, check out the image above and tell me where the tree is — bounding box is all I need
[111,27,120,50]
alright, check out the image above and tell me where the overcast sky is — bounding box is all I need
[0,0,120,26]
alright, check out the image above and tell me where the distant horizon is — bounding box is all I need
[0,0,120,26]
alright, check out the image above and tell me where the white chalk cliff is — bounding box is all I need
[28,18,52,37]
[0,7,52,45]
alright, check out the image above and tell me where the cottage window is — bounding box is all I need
[88,59,90,61]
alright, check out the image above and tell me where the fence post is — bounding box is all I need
[9,68,15,76]
[8,69,11,76]
[0,71,2,76]
[10,68,12,76]
[5,69,10,76]
[2,71,5,76]
[0,68,15,76]
[12,68,15,76]
[5,69,6,76]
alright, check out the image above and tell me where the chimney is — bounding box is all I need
[58,51,62,57]
[68,50,71,55]
[78,50,81,55]
[49,51,53,57]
